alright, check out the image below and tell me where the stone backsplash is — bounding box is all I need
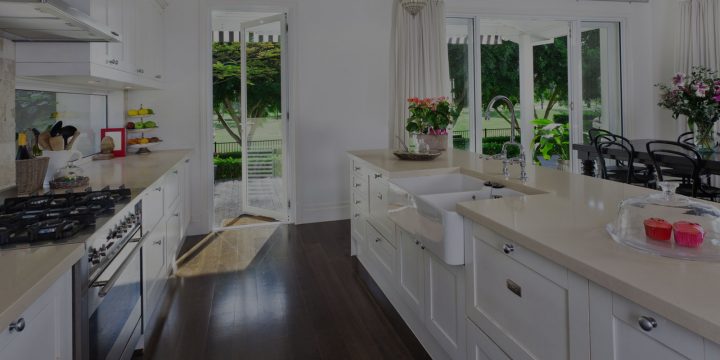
[0,38,15,190]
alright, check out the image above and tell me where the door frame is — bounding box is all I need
[201,5,296,231]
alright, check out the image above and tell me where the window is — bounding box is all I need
[446,18,476,151]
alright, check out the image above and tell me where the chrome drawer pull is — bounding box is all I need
[354,166,361,171]
[354,213,360,218]
[9,318,25,333]
[374,173,382,179]
[355,200,361,204]
[377,193,383,200]
[375,238,381,243]
[420,245,425,250]
[354,183,361,188]
[638,316,658,332]
[503,244,515,254]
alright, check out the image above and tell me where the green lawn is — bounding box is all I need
[453,105,570,134]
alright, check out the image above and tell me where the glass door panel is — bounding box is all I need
[580,22,622,144]
[241,14,288,221]
[447,17,475,151]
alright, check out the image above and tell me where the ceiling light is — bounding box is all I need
[401,0,427,16]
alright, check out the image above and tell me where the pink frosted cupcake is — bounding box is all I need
[673,221,705,248]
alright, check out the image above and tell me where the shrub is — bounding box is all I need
[214,156,242,181]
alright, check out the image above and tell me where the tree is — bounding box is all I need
[479,42,521,129]
[533,36,568,120]
[212,41,281,144]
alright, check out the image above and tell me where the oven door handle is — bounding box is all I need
[97,232,149,297]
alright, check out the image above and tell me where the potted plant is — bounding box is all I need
[530,118,570,171]
[405,97,461,151]
[657,66,720,153]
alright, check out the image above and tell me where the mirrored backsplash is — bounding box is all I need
[15,90,108,157]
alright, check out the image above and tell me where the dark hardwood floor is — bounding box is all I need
[143,221,428,360]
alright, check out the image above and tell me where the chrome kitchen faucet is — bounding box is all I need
[482,95,528,182]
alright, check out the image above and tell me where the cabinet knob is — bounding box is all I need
[9,318,25,333]
[638,316,658,332]
[375,238,381,243]
[111,31,120,37]
[137,68,145,74]
[354,166,361,171]
[354,213,360,218]
[155,187,162,192]
[153,239,162,245]
[420,245,425,250]
[502,244,515,254]
[173,170,179,174]
[155,75,162,79]
[415,240,420,245]
[354,200,361,205]
[174,213,180,217]
[377,193,383,200]
[354,183,361,188]
[374,173,382,179]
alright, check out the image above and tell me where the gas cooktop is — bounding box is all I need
[0,186,131,247]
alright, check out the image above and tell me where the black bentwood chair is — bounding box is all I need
[646,140,720,201]
[595,133,653,187]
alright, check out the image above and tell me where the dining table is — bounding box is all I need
[572,139,720,177]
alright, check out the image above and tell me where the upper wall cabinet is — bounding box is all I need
[15,0,166,90]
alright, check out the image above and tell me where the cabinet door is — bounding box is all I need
[589,283,704,360]
[467,319,510,360]
[397,228,424,319]
[424,251,465,360]
[163,166,181,209]
[134,0,164,80]
[0,271,72,360]
[368,173,394,245]
[367,223,396,280]
[166,202,182,272]
[143,180,165,232]
[143,225,166,327]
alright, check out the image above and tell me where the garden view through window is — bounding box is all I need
[447,18,622,171]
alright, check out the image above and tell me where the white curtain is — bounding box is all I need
[390,0,450,148]
[676,0,720,133]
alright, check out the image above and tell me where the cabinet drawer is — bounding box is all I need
[163,166,181,209]
[142,181,165,232]
[469,236,569,360]
[473,224,566,286]
[352,190,369,216]
[351,210,365,240]
[467,319,510,360]
[367,222,396,278]
[369,178,395,245]
[351,175,367,194]
[612,294,704,359]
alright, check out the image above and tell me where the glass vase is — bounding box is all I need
[693,121,717,154]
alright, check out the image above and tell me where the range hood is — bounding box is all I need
[0,0,120,42]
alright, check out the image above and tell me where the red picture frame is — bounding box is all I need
[100,128,126,157]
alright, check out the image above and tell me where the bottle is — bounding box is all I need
[16,133,32,160]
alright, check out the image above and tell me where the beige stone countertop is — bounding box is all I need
[0,149,192,331]
[0,243,84,332]
[348,148,720,345]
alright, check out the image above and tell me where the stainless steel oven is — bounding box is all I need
[79,200,146,360]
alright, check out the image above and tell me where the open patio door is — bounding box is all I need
[240,13,289,221]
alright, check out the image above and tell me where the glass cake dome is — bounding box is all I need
[607,182,720,261]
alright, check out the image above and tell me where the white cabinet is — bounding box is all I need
[367,223,396,280]
[15,0,165,89]
[397,228,424,319]
[467,319,510,360]
[0,271,72,360]
[589,283,706,360]
[425,248,465,360]
[466,223,590,360]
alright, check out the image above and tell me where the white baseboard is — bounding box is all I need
[297,201,349,224]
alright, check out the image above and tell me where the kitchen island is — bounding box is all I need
[0,149,192,359]
[349,148,720,360]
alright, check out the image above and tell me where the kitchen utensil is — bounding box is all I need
[38,131,51,150]
[60,126,77,149]
[396,136,409,152]
[49,136,65,151]
[50,121,63,137]
[392,150,442,161]
[66,131,80,150]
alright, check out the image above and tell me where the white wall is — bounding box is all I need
[146,0,680,233]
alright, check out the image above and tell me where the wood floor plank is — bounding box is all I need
[143,221,428,360]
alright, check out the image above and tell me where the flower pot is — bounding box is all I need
[416,134,448,152]
[556,159,570,172]
[692,121,717,154]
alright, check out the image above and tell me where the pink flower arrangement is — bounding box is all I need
[657,66,720,124]
[405,96,460,135]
